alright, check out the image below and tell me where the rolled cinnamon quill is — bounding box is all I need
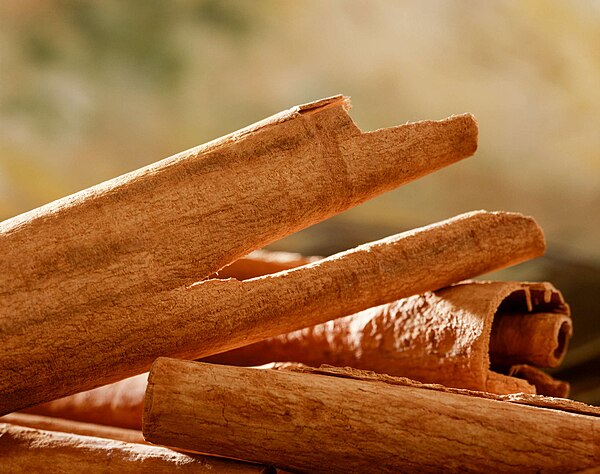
[1,210,544,414]
[490,311,572,367]
[0,96,478,414]
[0,423,273,473]
[208,280,570,395]
[142,358,600,473]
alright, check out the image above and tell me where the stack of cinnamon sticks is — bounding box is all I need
[1,96,598,473]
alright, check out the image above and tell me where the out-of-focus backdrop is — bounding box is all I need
[1,1,598,403]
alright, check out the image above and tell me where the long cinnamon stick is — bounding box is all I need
[0,97,476,404]
[1,413,145,444]
[143,358,600,473]
[1,210,544,414]
[0,423,272,473]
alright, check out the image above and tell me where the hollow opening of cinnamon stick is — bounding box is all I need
[489,311,572,368]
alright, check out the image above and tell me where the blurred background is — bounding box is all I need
[1,1,598,403]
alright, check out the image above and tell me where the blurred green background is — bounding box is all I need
[1,1,598,403]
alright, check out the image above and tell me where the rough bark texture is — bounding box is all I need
[0,210,544,414]
[2,413,145,445]
[0,95,477,413]
[0,423,273,473]
[143,358,600,474]
[208,281,569,396]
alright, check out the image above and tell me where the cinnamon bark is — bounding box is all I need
[508,365,570,398]
[143,358,600,474]
[1,413,145,444]
[0,423,273,473]
[490,312,572,367]
[0,210,544,414]
[0,96,477,413]
[208,281,569,396]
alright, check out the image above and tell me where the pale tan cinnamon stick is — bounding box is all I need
[0,96,477,413]
[0,210,544,414]
[143,358,600,473]
[0,423,272,473]
[1,413,145,444]
[490,312,572,367]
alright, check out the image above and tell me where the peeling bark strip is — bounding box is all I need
[0,210,544,415]
[0,423,273,473]
[143,359,600,474]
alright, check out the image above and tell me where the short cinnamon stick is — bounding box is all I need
[0,210,544,414]
[1,413,145,444]
[0,423,273,473]
[143,358,600,473]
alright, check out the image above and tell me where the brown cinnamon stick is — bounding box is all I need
[1,413,145,444]
[143,358,600,473]
[490,312,572,367]
[0,423,272,473]
[0,96,477,413]
[207,281,570,396]
[1,210,544,414]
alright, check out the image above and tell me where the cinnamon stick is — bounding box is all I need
[0,96,477,409]
[0,210,544,414]
[143,358,600,473]
[490,312,572,367]
[0,423,272,473]
[207,281,569,396]
[1,413,145,444]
